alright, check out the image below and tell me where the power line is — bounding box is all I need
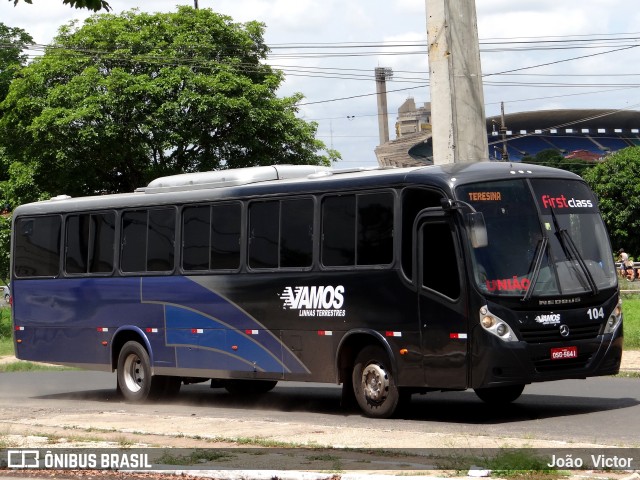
[3,31,640,109]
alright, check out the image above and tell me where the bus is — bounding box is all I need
[11,162,623,418]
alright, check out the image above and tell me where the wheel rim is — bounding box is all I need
[361,362,389,404]
[122,353,145,393]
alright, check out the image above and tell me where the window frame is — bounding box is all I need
[320,189,396,270]
[13,214,63,279]
[247,196,316,272]
[181,201,243,274]
[120,206,177,275]
[64,210,116,276]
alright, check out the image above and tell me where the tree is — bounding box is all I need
[9,0,111,12]
[583,147,640,256]
[522,149,593,176]
[0,22,33,105]
[0,23,33,185]
[0,7,339,199]
[0,24,34,283]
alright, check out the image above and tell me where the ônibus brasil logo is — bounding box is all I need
[279,285,346,317]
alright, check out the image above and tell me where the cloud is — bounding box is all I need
[2,0,640,167]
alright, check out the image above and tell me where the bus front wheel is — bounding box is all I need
[474,384,525,405]
[117,341,166,402]
[352,345,400,418]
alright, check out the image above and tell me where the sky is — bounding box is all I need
[2,0,640,168]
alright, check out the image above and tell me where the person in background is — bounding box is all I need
[618,248,635,281]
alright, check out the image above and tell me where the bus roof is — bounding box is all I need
[13,162,582,216]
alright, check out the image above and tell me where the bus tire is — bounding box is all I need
[352,345,400,418]
[223,379,278,395]
[474,384,525,404]
[117,341,163,403]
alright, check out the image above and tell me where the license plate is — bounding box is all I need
[550,346,578,360]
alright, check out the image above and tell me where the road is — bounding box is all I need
[0,371,638,450]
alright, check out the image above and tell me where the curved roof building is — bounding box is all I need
[375,107,640,167]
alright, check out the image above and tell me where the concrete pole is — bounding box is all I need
[426,0,488,164]
[375,67,393,145]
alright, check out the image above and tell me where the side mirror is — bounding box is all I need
[466,212,488,248]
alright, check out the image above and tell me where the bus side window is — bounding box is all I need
[147,208,175,272]
[321,192,394,268]
[400,188,445,280]
[183,202,242,272]
[248,198,313,270]
[280,198,313,268]
[322,195,356,267]
[14,216,61,278]
[422,221,460,299]
[182,205,210,271]
[65,214,89,274]
[90,213,116,273]
[249,201,279,269]
[357,192,393,265]
[121,208,175,273]
[211,203,241,270]
[65,212,115,274]
[121,211,147,272]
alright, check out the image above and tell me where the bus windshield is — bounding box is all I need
[456,178,617,298]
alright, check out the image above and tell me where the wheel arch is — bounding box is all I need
[335,329,396,384]
[111,327,153,372]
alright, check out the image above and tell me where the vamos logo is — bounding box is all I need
[534,313,561,325]
[279,285,346,317]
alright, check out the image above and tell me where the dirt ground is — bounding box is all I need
[0,351,640,480]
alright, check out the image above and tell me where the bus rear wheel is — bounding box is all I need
[352,345,400,418]
[474,384,525,404]
[117,341,168,402]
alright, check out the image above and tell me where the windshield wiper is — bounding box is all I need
[548,206,599,296]
[523,236,548,302]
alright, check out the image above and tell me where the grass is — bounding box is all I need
[471,450,571,479]
[620,294,640,349]
[155,450,236,466]
[0,362,70,373]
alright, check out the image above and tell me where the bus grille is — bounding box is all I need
[518,323,602,344]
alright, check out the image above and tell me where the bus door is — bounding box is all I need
[416,212,468,389]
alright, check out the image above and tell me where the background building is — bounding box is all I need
[375,102,640,167]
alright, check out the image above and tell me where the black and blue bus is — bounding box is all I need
[11,162,623,418]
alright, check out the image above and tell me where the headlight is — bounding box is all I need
[479,305,518,342]
[603,300,623,335]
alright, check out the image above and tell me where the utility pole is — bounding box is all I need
[375,67,393,145]
[194,0,199,9]
[426,0,488,164]
[500,102,509,161]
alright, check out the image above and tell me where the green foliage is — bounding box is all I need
[0,307,13,356]
[0,7,339,200]
[583,147,640,256]
[480,450,566,479]
[0,215,10,284]
[9,0,111,12]
[0,307,10,338]
[0,22,33,103]
[521,149,593,176]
